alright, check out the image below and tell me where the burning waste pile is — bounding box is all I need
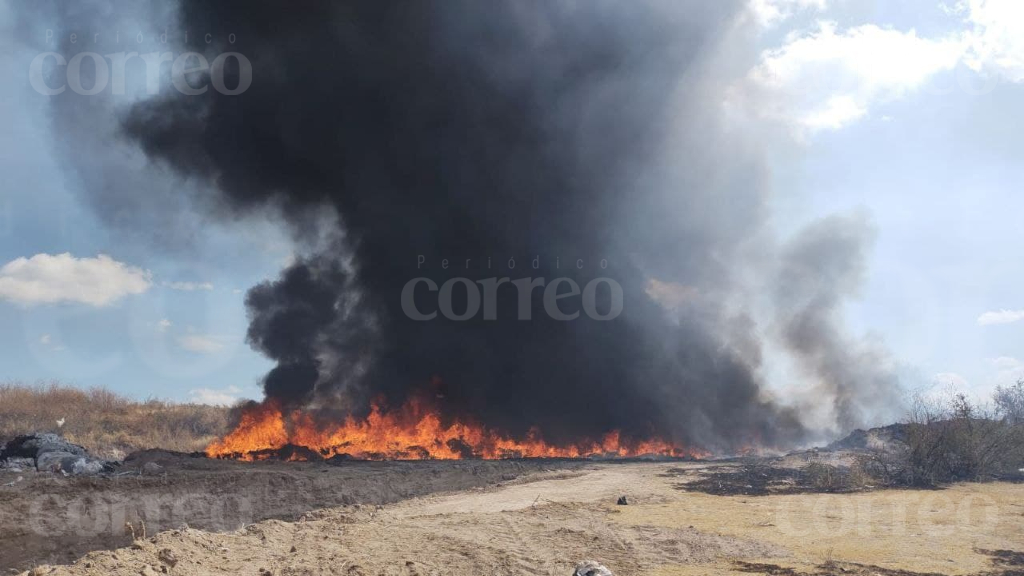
[0,433,114,476]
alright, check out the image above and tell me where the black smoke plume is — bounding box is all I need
[20,0,905,451]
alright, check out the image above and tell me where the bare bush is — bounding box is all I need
[994,379,1024,424]
[803,461,844,491]
[855,445,913,486]
[864,390,1024,487]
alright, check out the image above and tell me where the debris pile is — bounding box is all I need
[0,433,114,475]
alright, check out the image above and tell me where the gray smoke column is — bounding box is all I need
[21,0,914,451]
[774,214,904,431]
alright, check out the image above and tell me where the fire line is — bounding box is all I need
[206,398,705,461]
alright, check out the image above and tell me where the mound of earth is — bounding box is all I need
[825,423,909,451]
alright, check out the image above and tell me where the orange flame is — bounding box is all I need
[206,398,705,461]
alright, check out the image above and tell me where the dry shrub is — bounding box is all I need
[854,446,915,487]
[802,461,843,491]
[858,389,1024,487]
[0,381,232,459]
[994,380,1024,424]
[801,461,876,492]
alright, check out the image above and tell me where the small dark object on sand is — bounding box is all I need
[616,495,628,505]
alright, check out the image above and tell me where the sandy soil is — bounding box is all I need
[8,461,1024,576]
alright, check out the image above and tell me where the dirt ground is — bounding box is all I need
[5,459,1024,576]
[0,451,585,574]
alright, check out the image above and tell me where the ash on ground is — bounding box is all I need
[666,460,868,496]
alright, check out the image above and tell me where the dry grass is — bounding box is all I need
[615,480,1024,575]
[0,382,231,459]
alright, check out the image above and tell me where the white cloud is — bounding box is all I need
[990,356,1022,369]
[800,94,867,131]
[982,356,1024,393]
[745,1,1024,134]
[747,21,965,133]
[188,385,244,406]
[37,333,66,352]
[156,319,172,333]
[165,281,214,291]
[933,372,970,388]
[748,0,829,28]
[960,0,1024,82]
[0,253,151,307]
[178,334,226,354]
[977,309,1024,325]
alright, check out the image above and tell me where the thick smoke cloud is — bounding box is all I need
[9,0,294,274]
[244,253,375,404]
[121,0,806,450]
[19,0,903,450]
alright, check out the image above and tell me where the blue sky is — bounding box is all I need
[1,0,1022,406]
[743,0,1024,403]
[0,5,282,402]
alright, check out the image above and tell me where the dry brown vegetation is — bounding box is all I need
[858,387,1024,488]
[0,382,231,459]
